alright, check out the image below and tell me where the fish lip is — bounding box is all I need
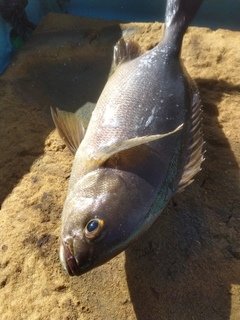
[61,240,81,276]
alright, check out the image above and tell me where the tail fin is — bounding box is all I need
[163,0,203,51]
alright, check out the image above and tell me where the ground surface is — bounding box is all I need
[0,13,239,320]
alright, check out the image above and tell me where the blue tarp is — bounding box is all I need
[1,0,239,73]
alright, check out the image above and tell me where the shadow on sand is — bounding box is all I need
[0,14,122,206]
[125,78,240,319]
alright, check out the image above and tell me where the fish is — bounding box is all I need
[51,0,204,276]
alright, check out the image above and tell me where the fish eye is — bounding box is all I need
[84,218,105,241]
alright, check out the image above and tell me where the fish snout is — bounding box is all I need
[60,239,81,276]
[60,238,93,276]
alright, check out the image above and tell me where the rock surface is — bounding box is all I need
[0,13,239,320]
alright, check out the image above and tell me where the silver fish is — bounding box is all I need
[52,0,204,276]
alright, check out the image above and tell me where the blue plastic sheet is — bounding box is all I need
[0,0,240,73]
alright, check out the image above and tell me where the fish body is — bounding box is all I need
[52,0,204,276]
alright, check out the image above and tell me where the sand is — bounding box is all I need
[0,13,239,320]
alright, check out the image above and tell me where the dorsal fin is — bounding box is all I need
[177,87,205,192]
[112,38,142,70]
[51,107,85,154]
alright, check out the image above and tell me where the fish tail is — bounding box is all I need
[163,0,203,51]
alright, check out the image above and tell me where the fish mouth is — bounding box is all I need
[60,240,81,276]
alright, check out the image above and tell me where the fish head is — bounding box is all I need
[60,167,154,276]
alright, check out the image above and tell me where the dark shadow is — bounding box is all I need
[0,14,123,206]
[125,78,240,319]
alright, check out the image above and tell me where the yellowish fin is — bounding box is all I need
[51,107,85,154]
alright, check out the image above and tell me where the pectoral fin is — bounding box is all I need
[51,107,85,154]
[83,124,183,174]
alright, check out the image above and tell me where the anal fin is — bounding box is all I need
[51,107,85,154]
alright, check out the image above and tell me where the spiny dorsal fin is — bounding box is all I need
[113,38,142,70]
[177,87,205,192]
[82,123,183,175]
[51,107,85,154]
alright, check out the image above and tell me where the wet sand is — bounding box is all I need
[0,13,240,320]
